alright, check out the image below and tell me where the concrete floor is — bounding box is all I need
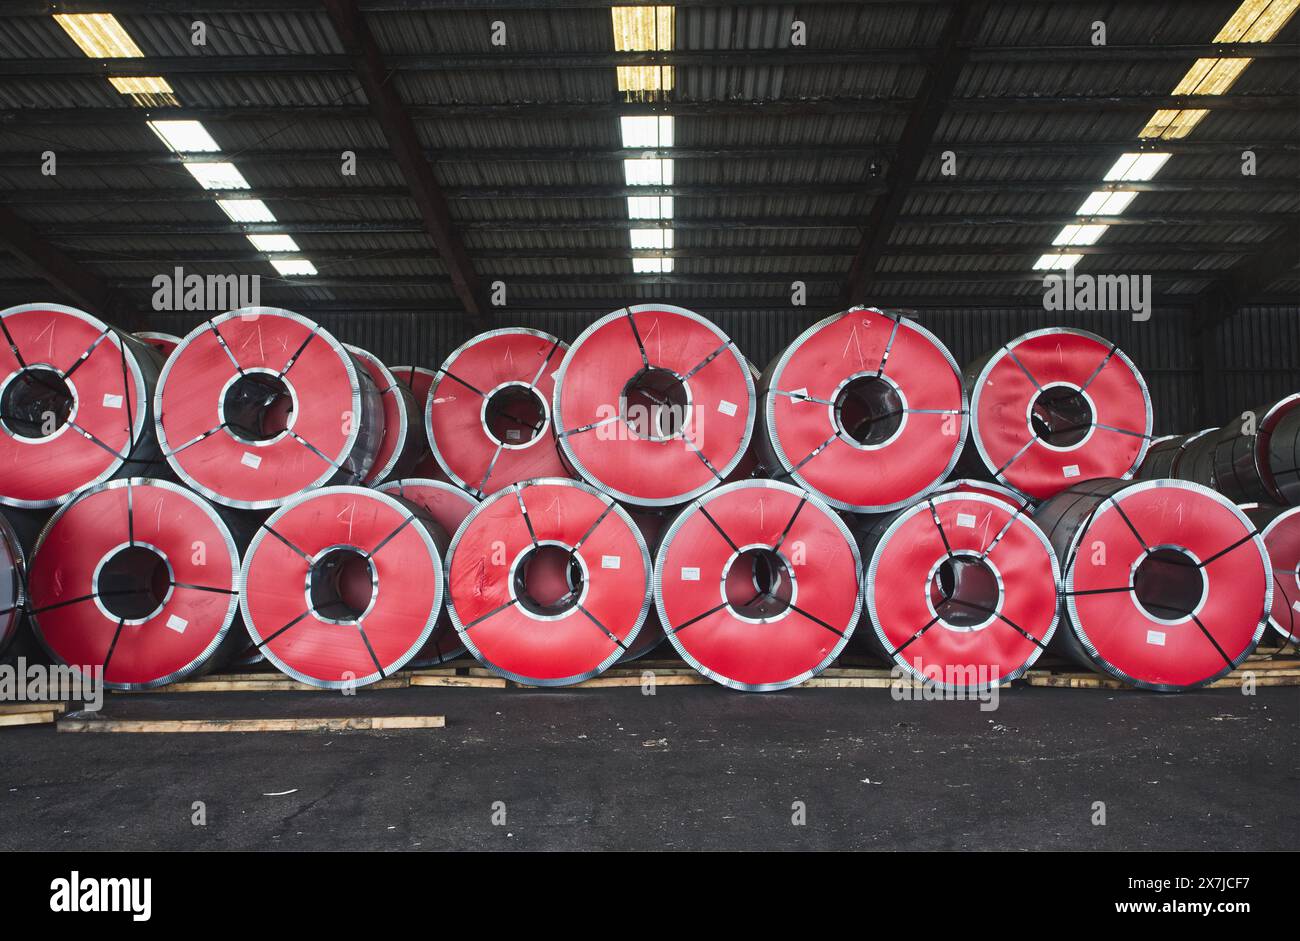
[0,683,1295,851]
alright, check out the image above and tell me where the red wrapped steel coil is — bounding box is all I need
[554,305,754,507]
[758,308,967,513]
[447,478,651,685]
[155,308,382,510]
[654,480,860,691]
[931,477,1032,511]
[27,478,245,689]
[1035,478,1269,690]
[134,331,181,359]
[1241,503,1300,645]
[391,365,444,479]
[965,328,1152,501]
[425,330,569,496]
[347,345,421,485]
[0,303,163,508]
[377,477,478,665]
[857,492,1059,689]
[240,486,447,688]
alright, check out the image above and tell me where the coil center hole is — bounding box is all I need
[1133,547,1204,621]
[222,372,294,442]
[621,367,688,441]
[97,545,171,622]
[308,548,375,624]
[725,547,793,620]
[1,366,74,439]
[1031,385,1093,447]
[486,383,546,446]
[930,553,999,628]
[835,375,903,446]
[514,544,582,617]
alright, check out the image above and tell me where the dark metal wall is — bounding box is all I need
[146,303,1299,437]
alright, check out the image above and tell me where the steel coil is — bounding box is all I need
[1034,478,1269,690]
[856,492,1059,690]
[1241,502,1300,645]
[1138,430,1207,480]
[1268,406,1300,505]
[931,477,1033,511]
[758,308,967,513]
[446,477,651,686]
[0,303,163,508]
[0,511,24,658]
[654,479,860,691]
[134,331,181,359]
[377,477,478,666]
[554,305,754,507]
[240,486,447,688]
[964,328,1152,501]
[1172,427,1220,488]
[425,330,569,496]
[391,365,445,479]
[155,307,383,510]
[347,345,421,485]
[27,478,247,689]
[1210,395,1300,504]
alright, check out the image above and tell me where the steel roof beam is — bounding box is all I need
[322,0,485,327]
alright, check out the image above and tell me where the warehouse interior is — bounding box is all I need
[0,0,1296,859]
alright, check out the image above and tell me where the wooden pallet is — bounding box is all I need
[57,715,444,734]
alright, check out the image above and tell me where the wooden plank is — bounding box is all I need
[511,675,711,689]
[116,675,412,693]
[0,709,58,727]
[0,702,67,716]
[57,715,445,733]
[410,674,507,689]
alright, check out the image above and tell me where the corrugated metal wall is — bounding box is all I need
[147,303,1299,437]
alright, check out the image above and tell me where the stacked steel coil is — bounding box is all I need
[1240,503,1300,645]
[348,345,422,485]
[757,308,967,513]
[962,328,1153,501]
[425,329,569,496]
[240,486,447,688]
[446,477,652,685]
[1034,479,1270,691]
[0,299,1289,694]
[156,308,383,510]
[27,478,248,689]
[856,491,1059,690]
[377,477,478,666]
[0,303,164,509]
[553,305,755,507]
[654,480,861,690]
[0,513,24,659]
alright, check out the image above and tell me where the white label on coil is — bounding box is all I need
[1146,630,1166,647]
[956,513,977,528]
[717,400,737,417]
[240,452,262,469]
[507,429,521,440]
[601,555,621,570]
[680,566,700,581]
[165,614,188,634]
[102,393,122,409]
[1063,464,1081,478]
